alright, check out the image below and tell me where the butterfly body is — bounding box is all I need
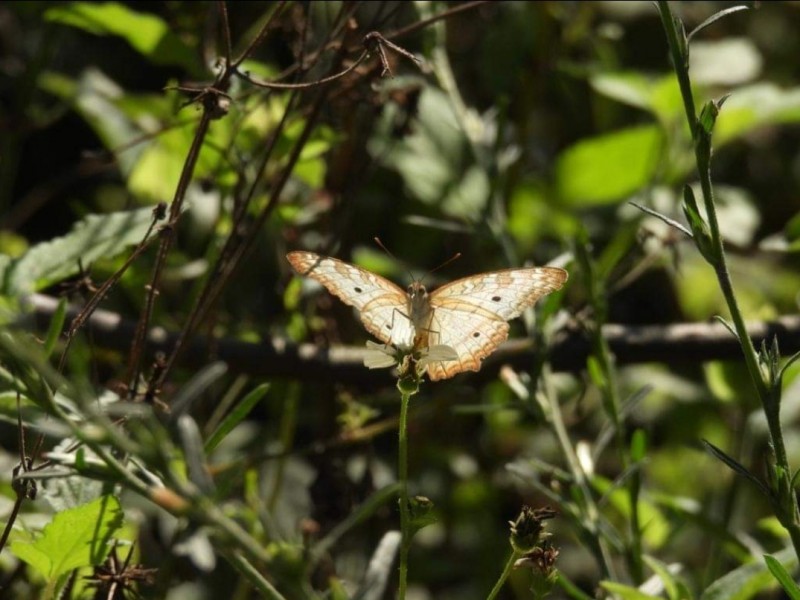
[287,251,567,380]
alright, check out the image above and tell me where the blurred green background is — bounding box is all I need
[2,2,800,598]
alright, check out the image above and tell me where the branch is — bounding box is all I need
[25,294,800,389]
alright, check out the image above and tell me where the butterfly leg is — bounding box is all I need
[384,307,415,349]
[414,307,441,349]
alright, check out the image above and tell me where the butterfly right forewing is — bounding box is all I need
[423,267,568,380]
[287,251,412,346]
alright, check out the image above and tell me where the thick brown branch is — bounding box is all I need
[25,294,800,389]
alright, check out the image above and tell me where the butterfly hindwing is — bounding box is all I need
[287,251,413,346]
[425,307,510,381]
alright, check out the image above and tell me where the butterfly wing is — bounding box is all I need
[425,267,568,380]
[287,251,415,347]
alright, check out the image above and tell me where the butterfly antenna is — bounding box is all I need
[374,237,416,282]
[374,237,398,261]
[420,252,461,285]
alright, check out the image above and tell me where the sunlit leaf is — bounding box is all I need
[556,125,664,205]
[10,495,123,579]
[701,546,797,600]
[1,207,157,296]
[715,84,800,146]
[45,2,200,73]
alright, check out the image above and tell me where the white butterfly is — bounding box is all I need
[287,251,568,381]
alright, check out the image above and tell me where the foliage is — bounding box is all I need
[1,1,800,599]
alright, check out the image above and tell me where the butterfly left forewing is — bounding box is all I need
[287,251,412,345]
[424,267,568,380]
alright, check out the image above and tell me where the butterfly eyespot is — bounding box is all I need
[386,324,392,330]
[354,286,363,293]
[491,296,501,302]
[472,332,480,338]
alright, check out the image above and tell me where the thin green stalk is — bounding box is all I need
[486,550,521,600]
[576,240,641,581]
[541,368,615,580]
[595,332,643,583]
[656,0,800,561]
[268,383,299,511]
[398,390,412,599]
[220,549,289,600]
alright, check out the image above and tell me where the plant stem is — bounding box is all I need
[486,550,520,600]
[542,368,615,580]
[656,0,800,562]
[398,390,412,599]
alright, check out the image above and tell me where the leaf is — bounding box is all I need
[764,554,800,600]
[556,125,664,205]
[377,87,488,219]
[600,581,661,600]
[689,38,762,86]
[688,6,753,41]
[701,439,771,498]
[45,2,200,73]
[682,185,716,264]
[353,531,401,600]
[42,298,67,359]
[629,201,693,238]
[630,429,647,463]
[169,362,229,419]
[590,72,684,125]
[642,555,684,600]
[205,383,270,453]
[40,438,105,512]
[1,207,158,296]
[701,546,797,600]
[714,84,800,147]
[10,495,124,580]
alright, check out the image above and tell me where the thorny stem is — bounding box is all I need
[126,111,213,397]
[656,0,800,561]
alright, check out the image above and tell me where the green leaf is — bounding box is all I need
[688,6,753,41]
[10,495,124,580]
[590,73,683,125]
[698,98,727,136]
[764,554,800,600]
[378,87,488,220]
[41,439,106,511]
[642,555,685,600]
[701,439,771,498]
[689,38,762,86]
[42,298,67,359]
[1,207,158,296]
[600,581,661,600]
[714,84,800,147]
[701,546,797,600]
[630,429,647,463]
[556,125,664,205]
[328,577,352,600]
[586,356,607,391]
[205,384,270,453]
[45,2,200,73]
[681,185,716,264]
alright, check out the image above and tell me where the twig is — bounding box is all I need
[27,293,800,387]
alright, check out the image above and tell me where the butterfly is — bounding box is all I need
[287,251,568,381]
